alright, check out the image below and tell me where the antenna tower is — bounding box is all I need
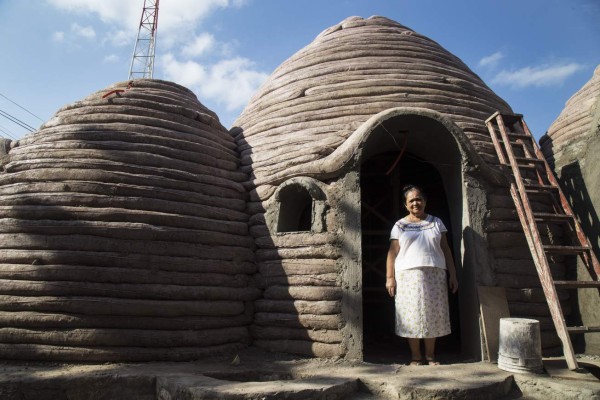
[128,0,160,80]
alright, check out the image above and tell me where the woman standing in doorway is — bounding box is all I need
[385,184,458,366]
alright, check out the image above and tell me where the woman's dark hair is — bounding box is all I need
[402,184,427,203]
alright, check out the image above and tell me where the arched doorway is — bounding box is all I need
[357,112,464,363]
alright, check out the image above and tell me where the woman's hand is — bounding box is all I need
[385,240,400,297]
[440,233,458,294]
[386,277,396,297]
[448,273,458,294]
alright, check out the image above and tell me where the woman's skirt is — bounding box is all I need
[394,267,451,338]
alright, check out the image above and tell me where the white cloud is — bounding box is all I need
[52,31,65,42]
[159,0,229,31]
[47,0,245,47]
[108,29,133,47]
[491,63,585,88]
[161,53,207,88]
[203,58,269,110]
[182,33,215,58]
[103,54,119,63]
[478,51,504,68]
[46,0,247,52]
[48,0,261,116]
[71,23,96,39]
[161,53,268,111]
[47,0,140,28]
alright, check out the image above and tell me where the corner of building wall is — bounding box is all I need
[460,171,497,360]
[336,170,363,360]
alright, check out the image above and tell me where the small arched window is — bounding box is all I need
[270,177,327,234]
[277,185,312,233]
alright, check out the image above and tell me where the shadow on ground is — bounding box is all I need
[1,347,599,399]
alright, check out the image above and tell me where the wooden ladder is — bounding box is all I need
[485,111,600,370]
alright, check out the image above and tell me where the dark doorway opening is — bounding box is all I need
[361,151,461,363]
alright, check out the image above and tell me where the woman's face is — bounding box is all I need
[405,189,426,217]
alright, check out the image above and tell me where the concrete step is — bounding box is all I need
[157,371,359,400]
[307,362,516,400]
[2,349,598,400]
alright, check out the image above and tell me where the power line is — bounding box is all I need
[0,108,36,132]
[0,92,45,123]
[0,124,18,140]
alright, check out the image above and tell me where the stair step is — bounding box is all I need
[554,280,600,289]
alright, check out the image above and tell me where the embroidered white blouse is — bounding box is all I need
[390,214,447,271]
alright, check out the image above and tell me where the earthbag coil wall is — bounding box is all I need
[0,79,258,362]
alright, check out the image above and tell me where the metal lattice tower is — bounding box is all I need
[128,0,160,80]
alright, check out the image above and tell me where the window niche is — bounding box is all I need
[269,177,327,234]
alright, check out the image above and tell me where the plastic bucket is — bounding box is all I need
[498,318,543,374]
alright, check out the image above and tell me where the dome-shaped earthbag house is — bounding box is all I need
[232,16,570,359]
[0,79,257,362]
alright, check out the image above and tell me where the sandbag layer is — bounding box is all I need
[0,79,257,361]
[541,65,600,166]
[233,16,512,191]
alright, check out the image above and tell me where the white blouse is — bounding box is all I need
[390,214,447,271]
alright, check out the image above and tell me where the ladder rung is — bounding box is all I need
[533,212,574,223]
[514,157,545,165]
[567,326,600,334]
[543,245,590,254]
[506,132,531,140]
[524,184,558,194]
[554,280,600,289]
[486,112,523,124]
[517,163,539,170]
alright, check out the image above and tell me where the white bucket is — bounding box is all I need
[498,318,543,374]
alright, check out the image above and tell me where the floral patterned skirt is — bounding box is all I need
[394,267,451,338]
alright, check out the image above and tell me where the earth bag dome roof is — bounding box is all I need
[0,79,257,361]
[233,16,512,190]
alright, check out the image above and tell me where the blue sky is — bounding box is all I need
[1,0,599,141]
